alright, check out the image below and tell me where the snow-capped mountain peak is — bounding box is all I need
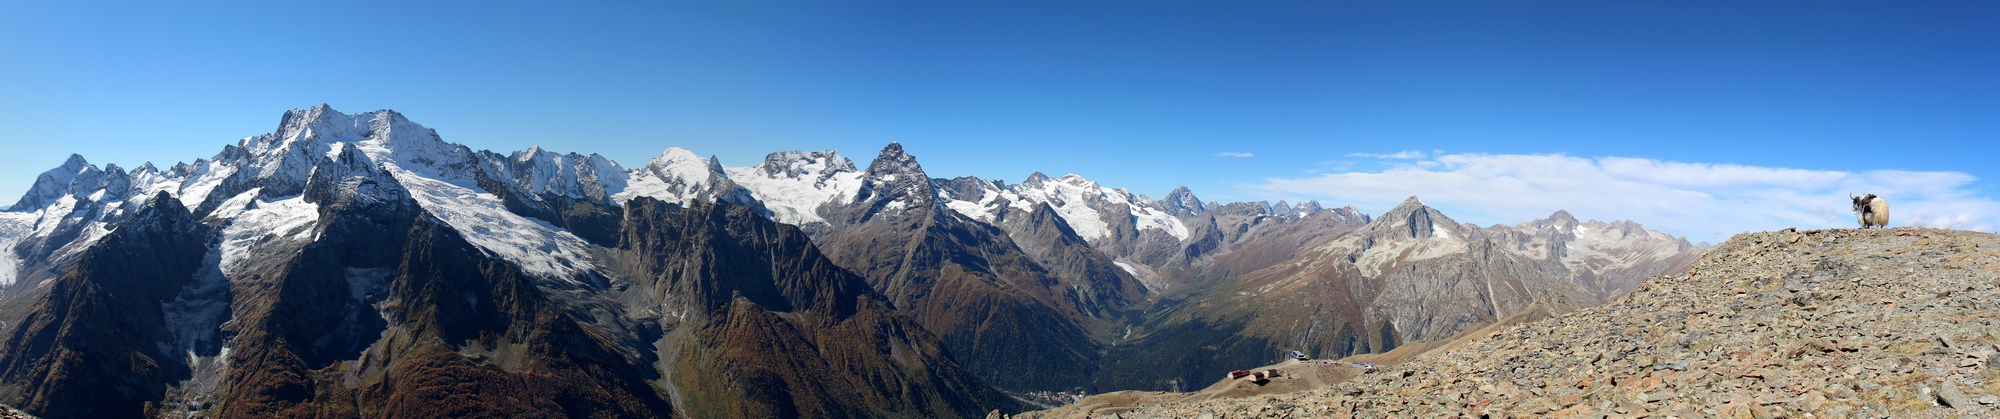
[160,107,466,214]
[1023,171,1052,186]
[273,104,351,143]
[613,147,728,206]
[863,142,924,181]
[266,105,439,151]
[851,142,938,219]
[8,154,105,211]
[654,147,719,177]
[58,153,89,170]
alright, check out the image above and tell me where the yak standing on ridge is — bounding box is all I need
[1851,193,1890,229]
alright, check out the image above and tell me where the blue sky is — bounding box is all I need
[3,1,1996,242]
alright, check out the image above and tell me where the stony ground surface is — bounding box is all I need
[1011,227,2000,418]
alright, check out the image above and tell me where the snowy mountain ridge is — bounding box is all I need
[934,171,1195,243]
[0,107,1209,288]
[0,106,1685,292]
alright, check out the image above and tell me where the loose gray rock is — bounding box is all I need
[1937,381,1972,409]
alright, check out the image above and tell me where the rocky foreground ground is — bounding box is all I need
[1014,228,2000,418]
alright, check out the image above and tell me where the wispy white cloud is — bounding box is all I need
[1250,153,1999,243]
[1347,150,1428,159]
[1216,152,1254,158]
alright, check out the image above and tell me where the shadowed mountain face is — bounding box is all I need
[0,106,1707,415]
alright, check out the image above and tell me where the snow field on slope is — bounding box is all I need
[1130,205,1190,241]
[939,182,1023,224]
[206,187,262,221]
[389,166,595,282]
[725,166,863,226]
[29,195,79,238]
[944,199,992,223]
[341,129,598,283]
[129,166,178,199]
[29,195,119,262]
[218,192,320,279]
[616,173,698,206]
[1015,176,1119,242]
[176,162,237,209]
[0,211,35,286]
[1562,222,1681,271]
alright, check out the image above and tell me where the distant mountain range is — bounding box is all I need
[0,106,1703,417]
